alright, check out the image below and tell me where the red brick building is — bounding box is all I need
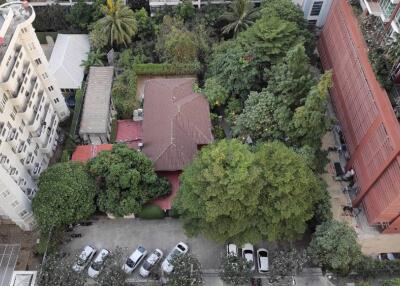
[318,0,400,233]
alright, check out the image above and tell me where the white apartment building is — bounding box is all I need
[0,1,69,231]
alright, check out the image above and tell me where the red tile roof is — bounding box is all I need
[115,119,142,150]
[71,144,113,162]
[151,171,180,210]
[142,78,213,171]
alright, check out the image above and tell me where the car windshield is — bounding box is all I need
[91,261,103,271]
[177,245,186,252]
[142,260,152,271]
[259,251,268,257]
[244,250,253,255]
[126,258,135,268]
[77,257,87,266]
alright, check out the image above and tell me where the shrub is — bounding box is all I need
[169,206,180,218]
[110,118,118,143]
[112,68,138,119]
[133,63,200,76]
[60,150,70,162]
[69,89,84,140]
[138,205,165,219]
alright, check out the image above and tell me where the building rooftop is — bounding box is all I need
[71,144,113,162]
[79,66,114,135]
[142,78,213,171]
[115,119,142,150]
[9,271,37,286]
[0,2,33,61]
[48,34,90,90]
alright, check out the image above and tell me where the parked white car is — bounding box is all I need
[161,242,189,274]
[242,243,255,270]
[139,249,163,277]
[122,246,147,273]
[257,248,269,273]
[226,243,238,257]
[72,245,96,272]
[88,248,110,278]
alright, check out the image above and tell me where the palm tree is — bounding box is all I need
[81,49,105,71]
[221,0,258,36]
[98,0,137,47]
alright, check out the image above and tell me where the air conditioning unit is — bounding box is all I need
[133,109,143,122]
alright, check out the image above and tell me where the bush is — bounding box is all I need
[138,205,165,219]
[112,69,139,119]
[60,150,70,162]
[133,63,200,76]
[110,118,118,143]
[169,206,180,218]
[355,255,400,278]
[69,89,84,140]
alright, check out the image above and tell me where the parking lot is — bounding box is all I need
[63,218,224,274]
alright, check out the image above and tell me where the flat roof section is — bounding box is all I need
[0,244,20,286]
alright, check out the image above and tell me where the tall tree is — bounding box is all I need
[87,144,170,217]
[97,0,137,47]
[65,0,101,31]
[167,253,203,286]
[290,72,332,148]
[32,162,96,232]
[221,0,258,36]
[219,254,252,286]
[308,220,363,275]
[174,140,321,243]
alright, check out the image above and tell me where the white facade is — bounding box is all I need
[0,2,69,231]
[299,0,333,27]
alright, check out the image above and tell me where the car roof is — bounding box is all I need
[93,249,109,263]
[129,246,146,261]
[81,246,95,257]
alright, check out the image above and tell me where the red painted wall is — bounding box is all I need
[318,0,400,232]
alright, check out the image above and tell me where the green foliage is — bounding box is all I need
[89,22,109,50]
[175,0,196,21]
[80,49,105,71]
[69,89,84,141]
[96,0,137,47]
[270,248,309,281]
[133,63,201,75]
[221,0,258,36]
[110,118,118,143]
[112,68,138,119]
[60,150,70,162]
[137,204,165,219]
[37,253,86,286]
[33,5,70,32]
[33,162,96,232]
[202,77,229,108]
[167,253,203,286]
[87,144,171,217]
[354,255,400,279]
[174,140,321,243]
[169,206,181,218]
[308,220,362,275]
[290,72,332,148]
[65,0,101,31]
[383,278,400,286]
[219,254,252,285]
[97,247,127,286]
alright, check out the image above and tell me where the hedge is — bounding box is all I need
[133,62,201,76]
[137,205,165,219]
[69,88,84,140]
[110,118,118,143]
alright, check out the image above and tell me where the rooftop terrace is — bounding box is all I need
[0,2,33,61]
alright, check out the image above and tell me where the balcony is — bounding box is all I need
[362,0,384,16]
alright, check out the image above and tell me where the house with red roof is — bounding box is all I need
[141,78,213,210]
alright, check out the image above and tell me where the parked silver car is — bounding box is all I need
[139,249,163,277]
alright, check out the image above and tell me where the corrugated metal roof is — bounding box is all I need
[79,66,114,135]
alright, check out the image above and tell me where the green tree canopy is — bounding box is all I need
[97,247,127,286]
[97,0,137,47]
[87,144,170,216]
[32,162,96,232]
[167,253,203,286]
[66,0,102,31]
[219,254,252,286]
[174,140,322,243]
[201,77,229,108]
[308,220,363,275]
[220,0,258,36]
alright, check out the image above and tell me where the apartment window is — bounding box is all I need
[27,67,31,75]
[19,210,29,218]
[54,98,59,104]
[0,94,7,113]
[34,58,42,65]
[48,86,54,92]
[42,72,48,79]
[15,61,19,68]
[11,70,16,78]
[380,0,396,19]
[10,168,17,176]
[18,51,23,58]
[1,190,10,198]
[10,108,17,120]
[6,56,11,67]
[310,1,323,16]
[11,200,19,208]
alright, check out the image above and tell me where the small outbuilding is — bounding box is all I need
[48,34,90,92]
[79,66,114,144]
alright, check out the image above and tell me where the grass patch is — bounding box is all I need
[133,63,201,76]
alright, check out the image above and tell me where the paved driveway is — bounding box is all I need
[63,218,223,271]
